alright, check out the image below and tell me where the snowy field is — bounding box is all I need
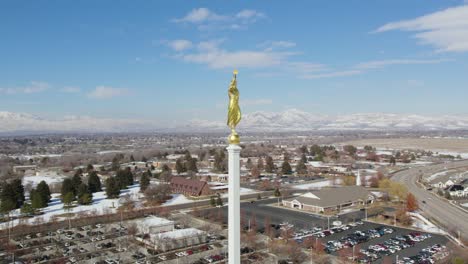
[0,184,142,230]
[22,173,67,188]
[410,212,446,234]
[425,170,456,182]
[221,187,256,197]
[162,194,192,206]
[292,180,332,190]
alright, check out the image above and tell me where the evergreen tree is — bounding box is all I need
[130,155,135,162]
[142,156,148,162]
[216,195,223,206]
[20,202,35,216]
[78,193,93,205]
[161,164,172,174]
[105,177,120,198]
[0,183,17,212]
[86,164,94,172]
[210,196,216,207]
[186,158,198,173]
[76,168,84,175]
[274,188,281,197]
[71,173,82,192]
[62,192,74,208]
[61,178,75,197]
[140,171,150,192]
[281,160,293,175]
[310,144,322,156]
[31,189,47,208]
[265,156,275,173]
[300,153,307,164]
[175,158,186,174]
[88,171,102,193]
[296,159,308,175]
[11,179,25,208]
[76,183,90,198]
[115,168,134,189]
[36,181,51,204]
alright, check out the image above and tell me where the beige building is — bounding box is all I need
[283,186,374,213]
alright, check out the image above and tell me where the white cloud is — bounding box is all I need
[173,8,227,23]
[173,8,265,31]
[87,86,128,99]
[301,58,448,79]
[61,86,81,93]
[183,49,284,69]
[168,39,193,51]
[375,5,468,52]
[259,41,297,52]
[235,9,266,23]
[286,62,326,74]
[0,81,50,94]
[355,59,449,69]
[302,70,362,79]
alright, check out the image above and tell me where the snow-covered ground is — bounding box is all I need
[410,212,446,234]
[162,194,192,206]
[425,170,455,182]
[0,184,142,230]
[220,187,256,197]
[22,172,67,188]
[461,203,468,208]
[292,180,332,190]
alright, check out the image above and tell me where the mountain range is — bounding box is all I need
[2,109,468,134]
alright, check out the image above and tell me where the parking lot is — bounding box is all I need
[200,198,449,263]
[0,216,262,264]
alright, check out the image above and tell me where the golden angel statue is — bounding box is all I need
[227,70,241,144]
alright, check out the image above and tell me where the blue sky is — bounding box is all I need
[1,0,468,124]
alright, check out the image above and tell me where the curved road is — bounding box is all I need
[392,160,468,243]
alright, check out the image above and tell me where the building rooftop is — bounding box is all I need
[286,186,372,208]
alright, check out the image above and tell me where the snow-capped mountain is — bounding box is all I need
[188,109,468,132]
[0,111,159,133]
[2,110,468,134]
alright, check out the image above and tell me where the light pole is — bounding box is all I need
[327,216,330,230]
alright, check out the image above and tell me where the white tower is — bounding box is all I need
[227,144,241,264]
[356,169,362,186]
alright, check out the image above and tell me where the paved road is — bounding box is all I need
[391,160,468,242]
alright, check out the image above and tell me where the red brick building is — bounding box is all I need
[170,177,212,197]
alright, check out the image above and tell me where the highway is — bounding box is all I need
[392,160,468,243]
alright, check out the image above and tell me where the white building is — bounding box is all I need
[136,228,207,252]
[134,216,175,234]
